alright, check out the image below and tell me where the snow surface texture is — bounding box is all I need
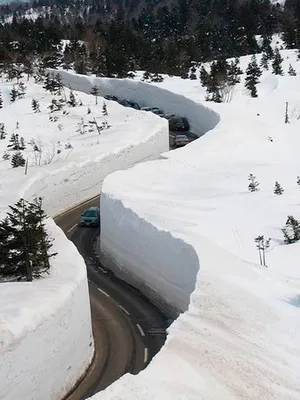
[0,220,93,400]
[98,50,300,399]
[0,75,168,399]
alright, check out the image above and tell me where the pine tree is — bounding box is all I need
[17,81,27,99]
[10,86,18,102]
[261,35,274,59]
[142,71,151,81]
[2,151,10,160]
[189,65,197,80]
[53,73,63,95]
[0,90,3,108]
[43,73,53,93]
[272,48,284,75]
[11,151,25,168]
[282,215,300,244]
[248,173,260,192]
[102,102,108,116]
[0,198,56,280]
[245,56,262,98]
[199,66,209,87]
[32,98,41,113]
[274,181,284,195]
[260,52,269,70]
[297,176,300,186]
[90,86,99,105]
[68,90,76,107]
[7,133,20,150]
[288,64,297,76]
[0,123,6,139]
[19,137,26,150]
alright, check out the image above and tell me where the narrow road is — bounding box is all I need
[55,197,169,399]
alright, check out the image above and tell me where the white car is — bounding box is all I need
[174,134,189,147]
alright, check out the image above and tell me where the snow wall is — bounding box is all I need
[54,70,220,137]
[100,193,199,316]
[1,73,169,400]
[0,220,93,400]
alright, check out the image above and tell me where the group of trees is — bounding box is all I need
[0,197,56,281]
[0,0,297,78]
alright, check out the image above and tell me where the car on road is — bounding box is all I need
[169,116,190,131]
[174,134,189,147]
[80,206,100,227]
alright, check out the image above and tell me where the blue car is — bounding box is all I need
[80,206,100,227]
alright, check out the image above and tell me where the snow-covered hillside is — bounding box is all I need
[98,50,300,399]
[0,75,168,399]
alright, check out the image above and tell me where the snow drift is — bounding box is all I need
[97,50,300,400]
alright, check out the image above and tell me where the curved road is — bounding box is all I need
[55,196,169,400]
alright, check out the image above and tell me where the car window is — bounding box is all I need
[83,210,98,217]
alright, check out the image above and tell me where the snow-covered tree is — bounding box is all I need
[32,98,41,113]
[288,64,297,76]
[10,86,18,102]
[274,181,284,195]
[282,215,300,244]
[260,52,269,70]
[68,90,77,107]
[11,151,25,168]
[102,102,108,116]
[0,123,6,139]
[272,48,284,75]
[90,85,99,105]
[245,55,262,97]
[0,90,3,108]
[248,173,260,192]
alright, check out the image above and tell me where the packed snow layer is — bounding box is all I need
[55,69,220,137]
[0,220,94,400]
[0,76,168,399]
[97,50,300,399]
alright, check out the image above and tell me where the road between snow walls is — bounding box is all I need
[0,75,173,399]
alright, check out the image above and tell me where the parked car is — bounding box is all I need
[141,106,153,112]
[128,101,140,110]
[80,206,100,227]
[169,116,190,131]
[118,99,132,107]
[150,107,164,117]
[174,134,189,147]
[104,95,118,102]
[163,113,176,120]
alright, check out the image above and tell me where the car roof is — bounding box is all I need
[86,206,99,211]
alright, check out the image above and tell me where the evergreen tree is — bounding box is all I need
[43,73,53,93]
[199,66,209,87]
[142,71,151,81]
[0,123,6,139]
[10,86,18,102]
[248,173,260,192]
[19,137,26,150]
[274,181,284,195]
[2,151,10,160]
[288,64,297,76]
[261,35,274,59]
[189,64,197,80]
[11,151,25,168]
[53,74,63,95]
[7,133,20,150]
[102,102,108,116]
[272,48,284,75]
[32,98,41,113]
[0,90,3,108]
[245,56,262,98]
[17,82,27,99]
[297,176,300,187]
[282,215,300,244]
[90,86,99,105]
[68,90,76,107]
[260,52,269,70]
[0,198,56,280]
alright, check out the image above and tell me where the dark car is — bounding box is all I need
[104,95,118,102]
[169,116,190,131]
[128,101,140,110]
[80,206,100,227]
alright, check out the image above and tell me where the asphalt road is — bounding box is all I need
[55,196,169,400]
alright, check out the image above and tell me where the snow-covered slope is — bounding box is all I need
[98,50,300,399]
[0,76,168,399]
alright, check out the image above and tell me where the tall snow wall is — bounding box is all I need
[100,192,199,316]
[0,220,94,400]
[54,70,220,137]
